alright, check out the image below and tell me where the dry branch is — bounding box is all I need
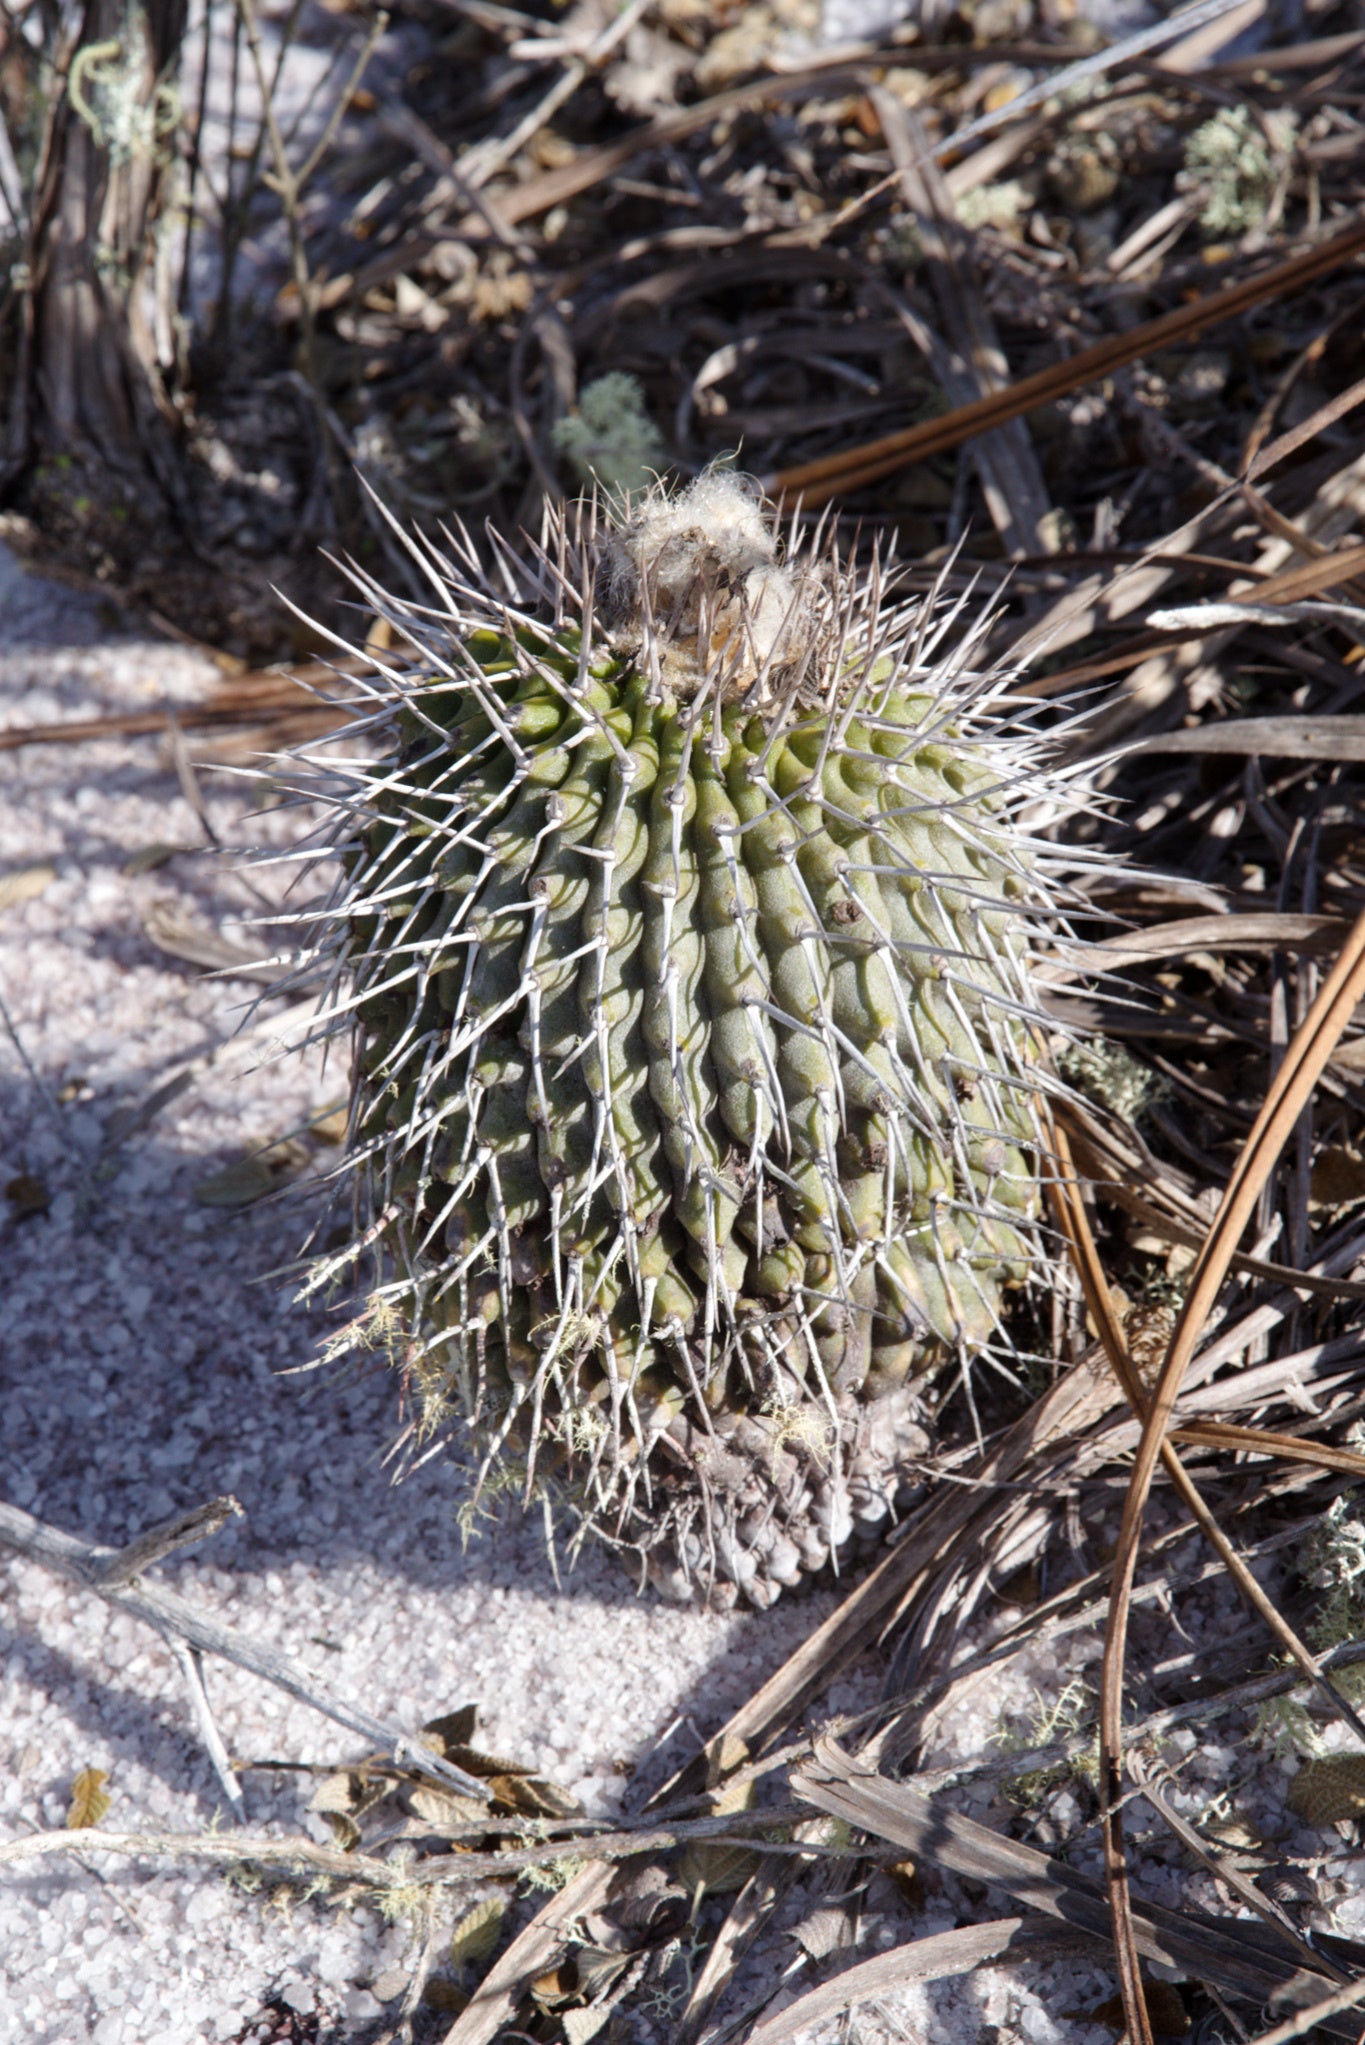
[0,1498,490,1803]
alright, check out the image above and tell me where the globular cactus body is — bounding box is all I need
[303,476,1067,1607]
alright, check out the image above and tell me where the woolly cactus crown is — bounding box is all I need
[598,471,814,686]
[296,475,1082,1606]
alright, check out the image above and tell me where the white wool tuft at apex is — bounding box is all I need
[601,469,812,686]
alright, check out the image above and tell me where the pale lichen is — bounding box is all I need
[1180,105,1296,239]
[552,372,668,504]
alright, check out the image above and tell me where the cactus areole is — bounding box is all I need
[307,474,1069,1608]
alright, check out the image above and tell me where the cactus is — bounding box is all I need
[299,474,1073,1607]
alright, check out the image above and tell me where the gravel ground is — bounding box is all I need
[2,545,1347,2045]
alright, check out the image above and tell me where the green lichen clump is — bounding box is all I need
[1181,105,1295,239]
[552,373,667,503]
[306,475,1065,1605]
[1056,1038,1164,1126]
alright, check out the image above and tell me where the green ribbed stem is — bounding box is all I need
[353,628,1038,1500]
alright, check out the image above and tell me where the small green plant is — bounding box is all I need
[1305,1493,1365,1655]
[516,1853,588,1895]
[1057,1038,1166,1126]
[552,373,667,503]
[1180,105,1295,239]
[957,180,1031,235]
[991,1677,1098,1805]
[1252,1689,1320,1761]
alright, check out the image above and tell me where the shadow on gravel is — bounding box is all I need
[0,1060,653,1606]
[1,1053,851,1607]
[0,542,124,653]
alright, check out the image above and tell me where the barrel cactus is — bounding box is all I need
[302,473,1067,1608]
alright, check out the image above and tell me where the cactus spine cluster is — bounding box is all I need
[302,474,1069,1607]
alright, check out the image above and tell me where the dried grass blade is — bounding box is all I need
[1047,1118,1365,2044]
[0,1502,492,1804]
[671,1854,793,2045]
[1115,1209,1365,1303]
[791,1741,1355,2030]
[870,88,1054,557]
[1241,1975,1365,2045]
[1169,1421,1365,1480]
[1046,1117,1145,1404]
[1085,914,1352,958]
[1125,1750,1347,1979]
[743,1918,1076,2045]
[1133,718,1365,760]
[1099,910,1365,2045]
[1228,537,1365,605]
[0,663,362,753]
[1053,1107,1365,1300]
[1016,536,1365,698]
[1247,371,1365,484]
[508,63,877,221]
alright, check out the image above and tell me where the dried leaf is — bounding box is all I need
[791,1906,853,1962]
[679,1765,760,1896]
[66,1767,110,1829]
[706,1732,750,1789]
[123,843,194,875]
[1286,1755,1365,1827]
[0,864,55,913]
[309,1771,367,1816]
[610,1862,686,1933]
[711,1775,757,1820]
[530,1962,577,2010]
[450,1896,506,1971]
[562,2006,612,2045]
[408,1783,491,1831]
[997,1562,1041,1607]
[450,1745,533,1780]
[1309,1148,1365,1212]
[888,1858,924,1910]
[324,1810,362,1852]
[193,1155,279,1207]
[310,1104,350,1145]
[571,1945,632,2000]
[421,1978,469,2013]
[419,1704,481,1755]
[487,1773,584,1820]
